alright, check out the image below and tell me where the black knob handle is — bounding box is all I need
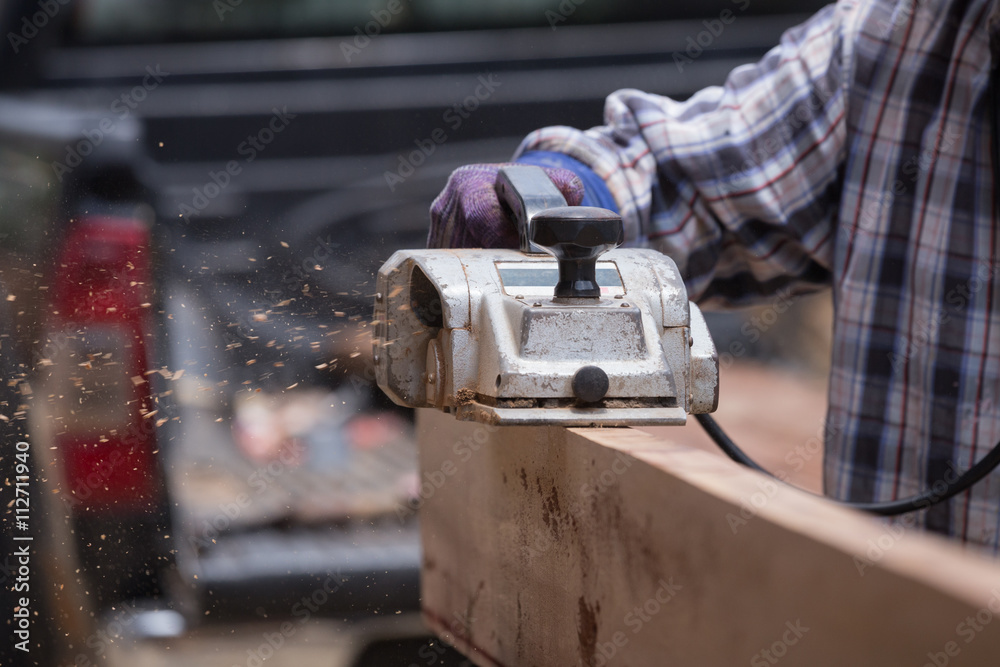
[531,206,624,298]
[572,365,609,403]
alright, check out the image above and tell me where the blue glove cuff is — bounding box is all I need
[516,151,618,213]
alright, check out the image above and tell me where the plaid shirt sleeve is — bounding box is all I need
[515,4,849,308]
[521,0,1000,552]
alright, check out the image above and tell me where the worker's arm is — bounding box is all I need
[515,3,850,307]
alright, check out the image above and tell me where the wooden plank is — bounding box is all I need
[416,409,1000,666]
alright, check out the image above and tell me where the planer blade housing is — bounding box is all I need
[373,248,718,426]
[373,166,718,426]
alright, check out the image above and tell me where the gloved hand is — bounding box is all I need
[427,163,585,249]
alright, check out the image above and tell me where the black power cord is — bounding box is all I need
[695,413,1000,516]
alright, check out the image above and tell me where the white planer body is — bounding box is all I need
[373,167,718,426]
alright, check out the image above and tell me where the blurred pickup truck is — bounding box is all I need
[0,0,825,664]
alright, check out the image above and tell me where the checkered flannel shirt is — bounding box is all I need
[516,0,1000,548]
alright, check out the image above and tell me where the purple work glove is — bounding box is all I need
[427,163,585,249]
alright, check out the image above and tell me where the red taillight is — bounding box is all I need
[45,216,161,514]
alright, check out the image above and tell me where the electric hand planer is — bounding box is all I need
[372,166,718,426]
